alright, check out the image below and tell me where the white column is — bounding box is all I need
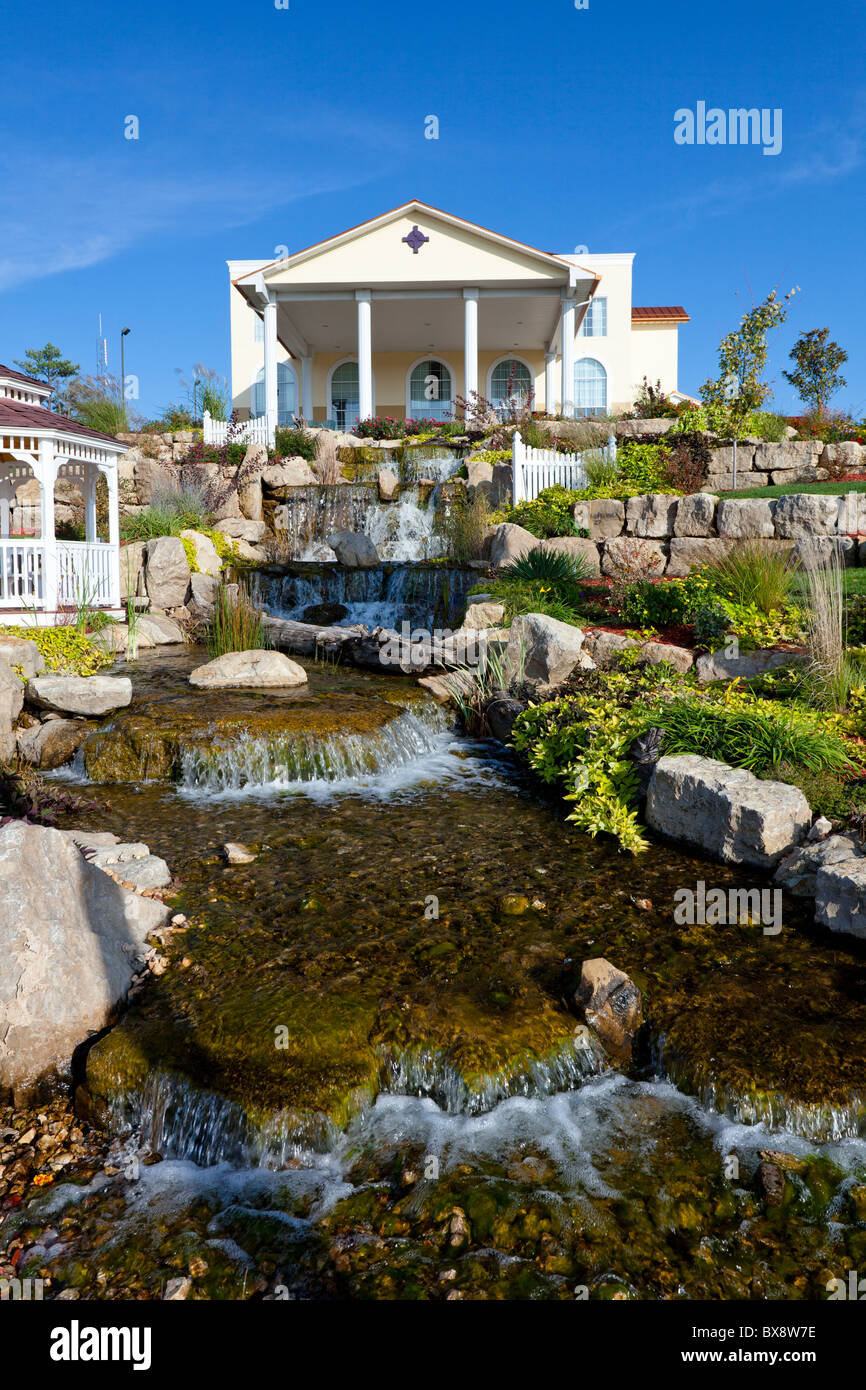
[560,293,576,419]
[356,290,373,422]
[84,465,98,542]
[0,491,9,539]
[263,296,278,445]
[463,288,479,400]
[106,465,120,609]
[545,350,557,416]
[38,438,58,613]
[302,355,314,422]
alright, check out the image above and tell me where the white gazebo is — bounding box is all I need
[0,365,126,625]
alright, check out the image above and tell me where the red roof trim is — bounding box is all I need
[0,362,51,389]
[632,306,690,323]
[0,396,128,446]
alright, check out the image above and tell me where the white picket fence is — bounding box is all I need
[202,410,270,447]
[511,430,617,505]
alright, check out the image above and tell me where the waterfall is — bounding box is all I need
[179,702,455,795]
[244,561,478,631]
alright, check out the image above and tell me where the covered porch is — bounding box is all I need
[0,369,126,625]
[229,202,600,442]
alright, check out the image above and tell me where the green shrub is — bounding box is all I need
[504,484,579,537]
[1,626,110,676]
[503,546,592,586]
[614,440,672,492]
[275,426,317,462]
[704,540,796,615]
[647,697,854,775]
[748,411,788,442]
[774,761,866,820]
[120,484,212,541]
[513,695,648,853]
[693,602,730,649]
[618,574,710,629]
[845,593,866,645]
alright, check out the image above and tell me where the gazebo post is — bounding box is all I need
[106,465,121,610]
[38,437,58,614]
[85,463,97,542]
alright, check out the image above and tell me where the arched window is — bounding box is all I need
[574,358,607,417]
[329,361,360,431]
[490,358,533,414]
[408,358,452,422]
[252,362,298,425]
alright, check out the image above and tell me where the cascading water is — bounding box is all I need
[244,561,479,631]
[179,701,472,798]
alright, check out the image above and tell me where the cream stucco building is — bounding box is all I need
[227,201,689,438]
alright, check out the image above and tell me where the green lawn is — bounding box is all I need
[719,480,866,499]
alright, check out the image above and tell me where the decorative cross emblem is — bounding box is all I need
[402,224,429,254]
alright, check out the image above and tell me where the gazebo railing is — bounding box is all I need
[57,541,114,606]
[0,539,44,607]
[0,539,116,610]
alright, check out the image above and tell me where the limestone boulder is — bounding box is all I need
[465,460,494,494]
[674,493,718,538]
[144,537,191,608]
[137,615,186,646]
[0,821,168,1101]
[815,855,866,940]
[582,630,641,668]
[575,958,642,1064]
[601,537,667,578]
[189,649,308,689]
[540,536,601,577]
[377,468,400,502]
[755,441,822,475]
[793,536,855,568]
[646,755,811,869]
[666,537,733,577]
[489,522,537,569]
[773,493,840,539]
[261,457,317,489]
[573,497,625,540]
[16,718,89,769]
[715,498,775,539]
[709,444,757,475]
[508,613,585,689]
[704,471,769,492]
[695,648,806,683]
[462,601,506,629]
[823,441,863,473]
[25,675,132,717]
[186,572,218,619]
[774,834,862,898]
[626,493,678,538]
[214,518,266,543]
[180,529,222,578]
[119,541,146,600]
[0,658,25,761]
[325,531,380,567]
[0,635,45,681]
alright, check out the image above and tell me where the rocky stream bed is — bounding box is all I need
[3,646,866,1301]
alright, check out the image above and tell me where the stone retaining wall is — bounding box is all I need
[571,490,866,576]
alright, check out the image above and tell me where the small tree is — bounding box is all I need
[13,343,80,410]
[701,287,797,484]
[782,327,848,421]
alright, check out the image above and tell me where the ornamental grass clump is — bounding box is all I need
[207,583,269,658]
[647,696,854,776]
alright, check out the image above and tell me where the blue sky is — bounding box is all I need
[1,0,864,419]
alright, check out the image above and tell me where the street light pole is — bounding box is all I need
[120,327,131,425]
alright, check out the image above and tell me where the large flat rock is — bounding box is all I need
[25,675,133,717]
[646,754,811,869]
[0,822,168,1101]
[189,649,309,689]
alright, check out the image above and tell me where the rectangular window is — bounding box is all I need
[579,297,607,337]
[254,315,264,343]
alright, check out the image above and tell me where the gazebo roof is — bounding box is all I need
[0,362,51,390]
[0,393,129,448]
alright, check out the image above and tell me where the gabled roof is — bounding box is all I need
[0,395,128,446]
[0,362,51,390]
[632,306,690,323]
[232,200,582,284]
